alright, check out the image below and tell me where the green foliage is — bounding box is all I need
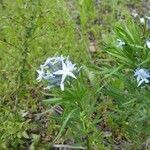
[105,19,150,68]
[0,104,29,148]
[104,17,150,149]
[1,0,150,149]
[42,69,105,149]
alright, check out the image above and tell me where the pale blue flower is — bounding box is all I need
[134,68,150,87]
[140,17,145,24]
[53,59,77,91]
[145,16,150,29]
[140,16,150,29]
[117,39,125,48]
[36,55,80,91]
[36,67,45,82]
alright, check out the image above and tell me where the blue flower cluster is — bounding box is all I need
[37,55,80,91]
[134,68,150,87]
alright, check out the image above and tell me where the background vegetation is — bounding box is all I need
[0,0,150,149]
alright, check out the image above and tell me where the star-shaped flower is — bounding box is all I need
[140,17,145,24]
[140,16,150,29]
[117,39,125,48]
[145,16,150,29]
[134,68,150,87]
[53,59,77,91]
[36,55,80,91]
[36,67,45,82]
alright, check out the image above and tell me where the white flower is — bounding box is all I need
[36,55,80,91]
[140,17,145,24]
[53,59,77,91]
[117,39,125,48]
[145,16,150,29]
[134,68,150,87]
[146,39,150,49]
[140,16,150,28]
[36,67,45,82]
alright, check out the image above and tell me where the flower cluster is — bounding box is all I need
[36,55,80,91]
[134,68,150,87]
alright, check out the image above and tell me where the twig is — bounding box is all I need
[52,144,86,150]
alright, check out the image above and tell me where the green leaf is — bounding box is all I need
[103,65,123,79]
[42,97,62,104]
[54,109,77,142]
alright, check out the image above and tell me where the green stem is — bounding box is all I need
[84,122,90,150]
[17,1,39,98]
[77,101,91,150]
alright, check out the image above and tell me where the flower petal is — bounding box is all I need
[67,72,77,79]
[61,73,67,83]
[137,80,143,87]
[53,70,64,75]
[60,82,64,91]
[62,60,67,70]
